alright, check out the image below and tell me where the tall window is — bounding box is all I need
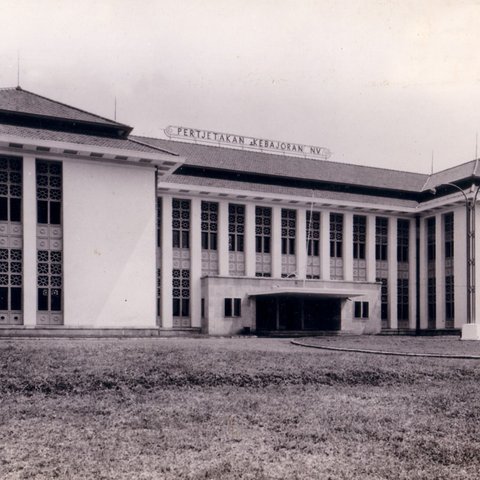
[397,219,409,263]
[306,210,320,279]
[0,156,22,325]
[375,217,388,261]
[201,201,218,250]
[353,215,366,281]
[375,217,389,327]
[229,204,245,276]
[397,219,410,327]
[36,160,63,325]
[427,217,436,328]
[330,213,343,258]
[444,213,454,328]
[172,199,190,249]
[281,209,296,277]
[228,204,244,252]
[201,201,219,276]
[172,269,190,325]
[255,206,272,277]
[172,199,191,326]
[281,209,296,255]
[330,213,343,280]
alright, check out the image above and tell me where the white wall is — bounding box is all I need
[62,159,156,328]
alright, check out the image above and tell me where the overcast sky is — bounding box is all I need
[2,0,480,174]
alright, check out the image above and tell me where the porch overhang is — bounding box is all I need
[248,287,367,299]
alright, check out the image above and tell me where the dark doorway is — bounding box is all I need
[256,296,341,331]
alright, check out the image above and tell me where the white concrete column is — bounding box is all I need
[218,200,229,276]
[408,218,417,329]
[366,214,376,283]
[463,204,480,338]
[23,155,36,327]
[190,198,202,328]
[343,212,353,281]
[320,211,330,280]
[271,205,282,278]
[160,195,173,328]
[296,207,307,279]
[387,217,398,329]
[435,213,445,329]
[245,203,256,277]
[474,205,480,324]
[454,206,467,329]
[418,217,428,329]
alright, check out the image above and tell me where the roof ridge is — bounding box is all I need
[12,88,131,128]
[128,137,179,156]
[133,134,429,178]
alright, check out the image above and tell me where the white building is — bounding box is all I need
[0,87,478,337]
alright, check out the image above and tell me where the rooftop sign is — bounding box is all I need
[164,126,332,160]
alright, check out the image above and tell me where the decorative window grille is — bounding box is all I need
[375,217,388,328]
[255,206,271,277]
[281,209,296,277]
[397,219,410,328]
[0,156,22,325]
[375,217,388,261]
[306,210,320,279]
[172,199,190,249]
[330,213,343,280]
[426,217,436,328]
[397,278,409,324]
[156,198,162,325]
[172,198,190,326]
[376,277,388,327]
[353,215,367,281]
[172,269,190,327]
[36,160,63,325]
[228,204,245,276]
[201,201,218,276]
[444,213,454,328]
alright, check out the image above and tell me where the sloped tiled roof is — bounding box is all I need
[134,136,429,193]
[161,174,418,208]
[422,160,479,191]
[0,87,130,130]
[0,123,171,154]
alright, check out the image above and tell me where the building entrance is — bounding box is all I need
[256,296,341,332]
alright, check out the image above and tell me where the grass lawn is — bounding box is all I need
[1,336,480,479]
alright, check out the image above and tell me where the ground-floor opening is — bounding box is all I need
[256,295,341,332]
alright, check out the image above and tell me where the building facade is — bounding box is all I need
[0,87,478,337]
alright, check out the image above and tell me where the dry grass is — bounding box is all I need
[1,336,480,479]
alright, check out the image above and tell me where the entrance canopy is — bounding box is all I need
[251,287,366,332]
[249,287,366,299]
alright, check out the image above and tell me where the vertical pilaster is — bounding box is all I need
[190,198,201,328]
[160,195,173,328]
[218,200,229,276]
[454,206,467,329]
[408,218,417,329]
[296,208,306,279]
[366,214,376,283]
[271,205,282,278]
[344,212,353,281]
[435,213,445,329]
[320,211,330,280]
[23,155,36,327]
[387,217,398,329]
[245,203,256,277]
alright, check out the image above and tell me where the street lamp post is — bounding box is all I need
[435,183,480,338]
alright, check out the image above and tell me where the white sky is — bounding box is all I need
[2,0,480,173]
